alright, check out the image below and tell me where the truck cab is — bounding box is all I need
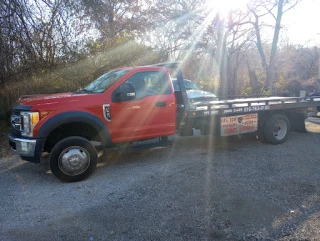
[9,65,181,182]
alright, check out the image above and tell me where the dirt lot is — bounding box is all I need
[1,118,320,241]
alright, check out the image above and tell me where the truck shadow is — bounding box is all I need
[0,135,258,179]
[2,126,320,184]
[97,134,259,167]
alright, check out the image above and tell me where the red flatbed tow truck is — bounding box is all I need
[8,62,320,181]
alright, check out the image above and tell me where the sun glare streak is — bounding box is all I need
[129,1,248,184]
[177,8,218,69]
[160,5,223,211]
[148,7,225,175]
[136,5,221,160]
[205,0,249,19]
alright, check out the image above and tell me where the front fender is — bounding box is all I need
[36,111,112,147]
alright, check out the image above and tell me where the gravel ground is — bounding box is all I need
[1,117,320,241]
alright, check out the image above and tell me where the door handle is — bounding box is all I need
[156,102,166,107]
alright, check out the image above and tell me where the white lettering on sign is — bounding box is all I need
[211,110,218,115]
[220,113,258,136]
[244,105,269,112]
[233,108,243,113]
[203,110,219,115]
[203,105,270,116]
[223,109,233,114]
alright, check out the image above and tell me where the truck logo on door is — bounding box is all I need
[103,104,111,122]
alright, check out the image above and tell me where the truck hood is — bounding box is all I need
[186,89,217,100]
[18,92,90,106]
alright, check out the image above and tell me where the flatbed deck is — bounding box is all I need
[188,96,320,117]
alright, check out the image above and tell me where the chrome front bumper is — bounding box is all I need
[8,135,37,157]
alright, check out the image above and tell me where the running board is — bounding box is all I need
[112,139,172,152]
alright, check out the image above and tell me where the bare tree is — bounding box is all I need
[248,0,302,94]
[80,0,150,45]
[0,0,92,85]
[146,0,206,59]
[0,0,36,83]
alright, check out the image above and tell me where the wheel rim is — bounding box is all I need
[273,120,287,140]
[58,146,91,176]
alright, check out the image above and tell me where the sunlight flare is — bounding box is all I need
[205,0,249,18]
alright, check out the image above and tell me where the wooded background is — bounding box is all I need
[0,0,318,121]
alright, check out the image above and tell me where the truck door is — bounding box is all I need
[109,70,176,142]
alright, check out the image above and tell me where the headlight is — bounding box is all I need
[189,103,196,110]
[21,112,39,137]
[188,99,207,110]
[188,98,196,110]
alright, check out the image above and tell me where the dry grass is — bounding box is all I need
[0,41,162,122]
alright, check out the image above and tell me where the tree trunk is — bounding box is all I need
[219,53,229,98]
[217,27,229,99]
[251,0,284,95]
[267,0,284,94]
[0,27,6,85]
[247,61,259,95]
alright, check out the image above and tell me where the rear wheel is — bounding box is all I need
[264,114,290,144]
[49,136,98,182]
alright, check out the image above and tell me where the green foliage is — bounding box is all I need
[199,77,219,95]
[275,75,287,93]
[260,87,271,96]
[240,86,252,96]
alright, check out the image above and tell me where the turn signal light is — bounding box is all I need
[31,112,39,125]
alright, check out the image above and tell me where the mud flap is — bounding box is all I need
[287,112,306,133]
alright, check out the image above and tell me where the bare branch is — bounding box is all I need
[283,0,302,13]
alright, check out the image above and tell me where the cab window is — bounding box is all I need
[123,71,171,100]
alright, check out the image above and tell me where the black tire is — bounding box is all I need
[264,114,290,144]
[49,136,98,182]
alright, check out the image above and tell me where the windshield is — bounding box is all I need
[83,69,129,93]
[173,79,200,91]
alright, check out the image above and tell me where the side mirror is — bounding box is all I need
[115,82,136,102]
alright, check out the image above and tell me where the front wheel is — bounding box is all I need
[264,114,290,144]
[49,136,98,182]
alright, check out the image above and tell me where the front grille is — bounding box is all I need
[12,109,20,116]
[11,109,22,137]
[12,127,22,137]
